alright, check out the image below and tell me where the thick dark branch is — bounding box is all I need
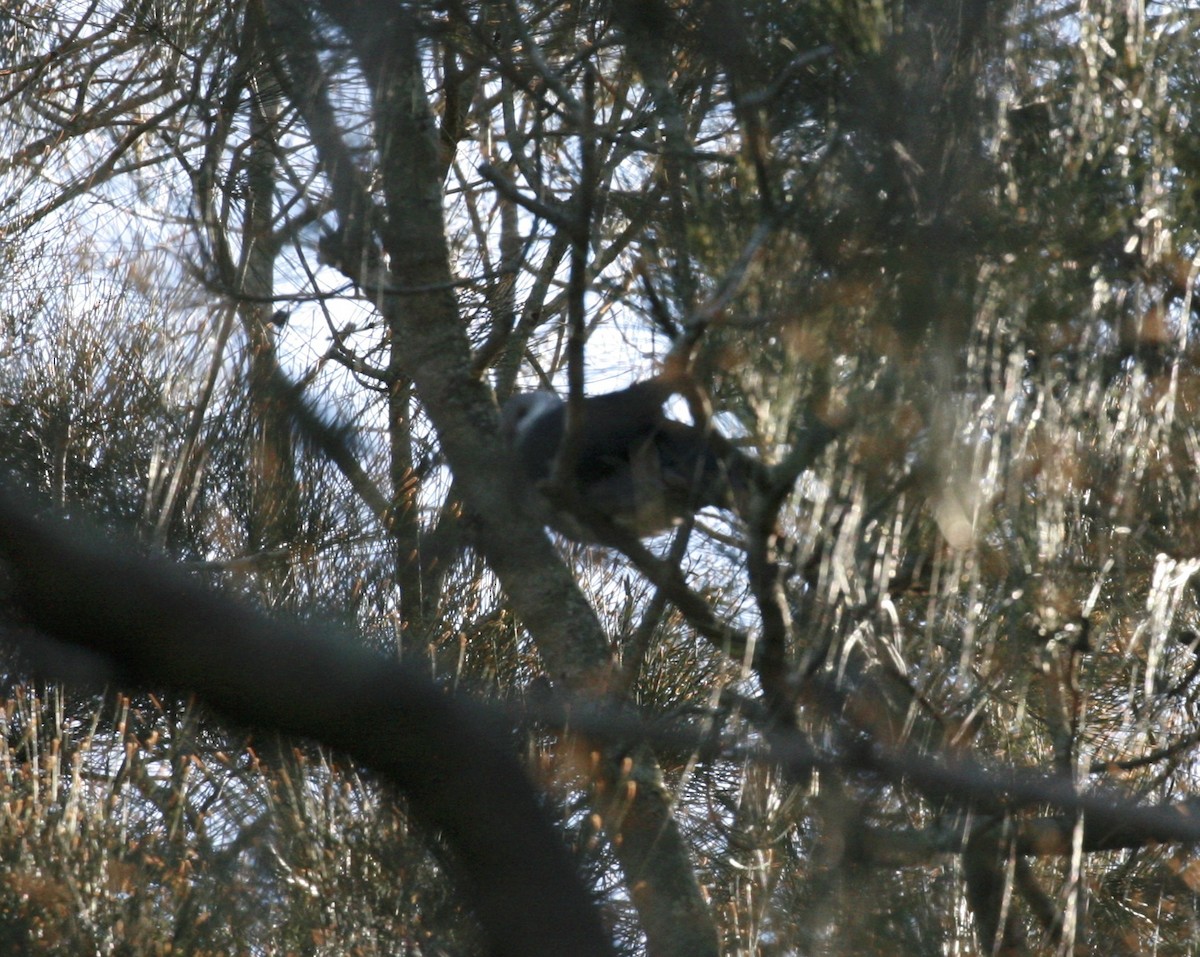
[0,492,613,957]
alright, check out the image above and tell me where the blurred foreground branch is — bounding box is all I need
[0,490,612,957]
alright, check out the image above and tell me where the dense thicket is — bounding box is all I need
[3,1,1200,953]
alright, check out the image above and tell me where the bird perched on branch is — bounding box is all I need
[501,376,762,541]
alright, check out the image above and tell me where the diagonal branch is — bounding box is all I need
[0,490,613,957]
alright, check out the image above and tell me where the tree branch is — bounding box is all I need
[0,490,613,957]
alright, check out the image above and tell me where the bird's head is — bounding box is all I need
[501,391,563,444]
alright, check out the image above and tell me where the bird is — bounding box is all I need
[501,376,760,541]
